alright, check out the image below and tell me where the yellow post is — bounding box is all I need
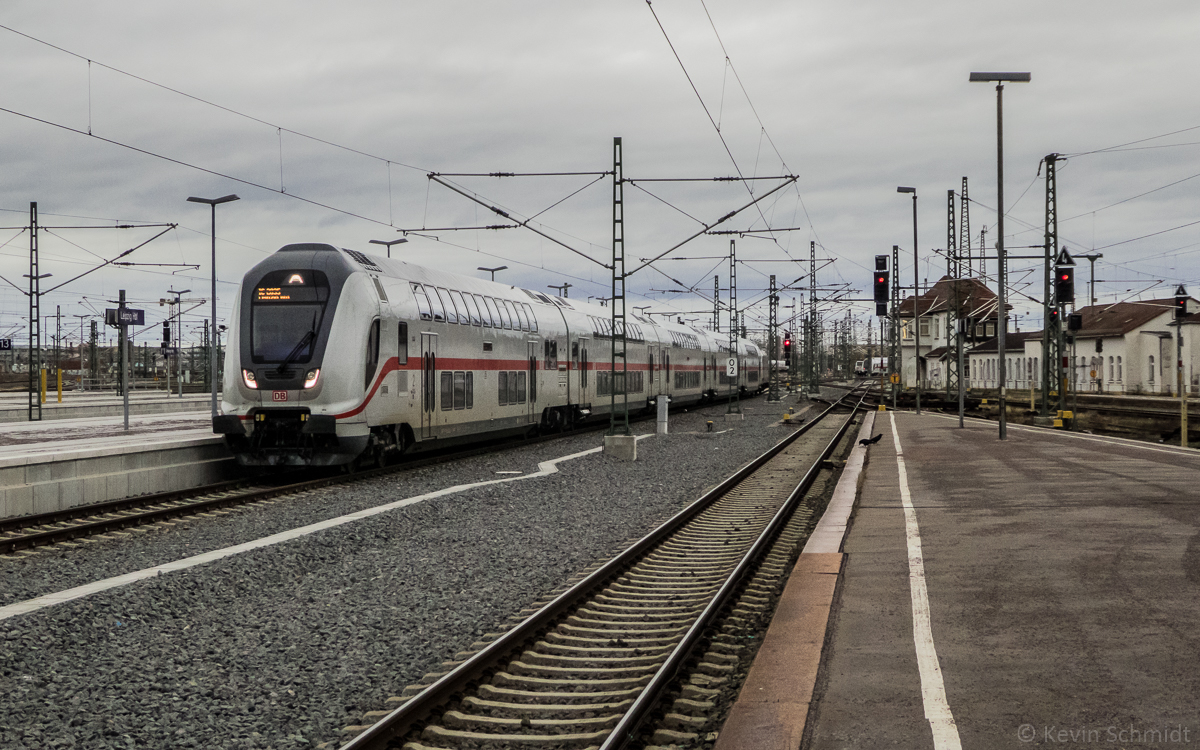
[57,368,63,403]
[40,368,46,403]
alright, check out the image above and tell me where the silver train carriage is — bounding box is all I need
[214,243,766,466]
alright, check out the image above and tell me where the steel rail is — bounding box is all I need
[601,390,865,749]
[338,387,866,750]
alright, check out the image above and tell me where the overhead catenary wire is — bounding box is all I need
[644,1,813,260]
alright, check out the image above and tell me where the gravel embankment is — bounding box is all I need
[0,396,813,750]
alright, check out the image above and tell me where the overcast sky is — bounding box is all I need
[2,0,1199,346]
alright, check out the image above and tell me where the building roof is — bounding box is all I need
[967,331,1043,354]
[1070,298,1180,338]
[896,276,1001,319]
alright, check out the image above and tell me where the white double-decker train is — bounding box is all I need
[215,243,765,466]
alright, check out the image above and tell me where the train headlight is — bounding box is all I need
[242,369,258,389]
[303,368,321,389]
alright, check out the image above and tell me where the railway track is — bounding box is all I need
[0,396,764,556]
[335,387,866,750]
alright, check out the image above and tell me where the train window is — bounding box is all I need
[581,346,588,388]
[372,277,388,303]
[397,322,408,365]
[440,371,453,410]
[516,371,527,403]
[251,270,330,364]
[482,297,501,327]
[512,303,528,331]
[497,300,514,330]
[427,286,447,323]
[503,300,521,331]
[365,319,381,391]
[436,288,459,324]
[466,372,474,409]
[544,340,558,370]
[449,290,471,325]
[453,371,466,409]
[498,371,509,405]
[412,284,433,321]
[518,304,532,332]
[463,294,483,326]
[523,303,538,333]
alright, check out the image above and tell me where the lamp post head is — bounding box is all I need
[896,186,916,195]
[187,194,240,206]
[969,72,1031,83]
[369,238,408,258]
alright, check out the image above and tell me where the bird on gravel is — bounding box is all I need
[859,433,883,446]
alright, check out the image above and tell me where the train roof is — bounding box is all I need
[271,243,758,353]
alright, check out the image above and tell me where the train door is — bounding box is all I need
[579,339,589,394]
[527,341,538,424]
[421,332,438,438]
[645,349,655,401]
[664,349,672,397]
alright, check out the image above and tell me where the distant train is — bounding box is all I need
[214,243,766,466]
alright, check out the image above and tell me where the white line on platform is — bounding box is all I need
[925,411,1200,457]
[890,412,963,750]
[0,436,651,622]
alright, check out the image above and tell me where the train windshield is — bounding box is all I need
[251,270,330,363]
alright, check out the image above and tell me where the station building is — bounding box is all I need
[895,277,1200,397]
[895,276,1001,390]
[957,296,1199,396]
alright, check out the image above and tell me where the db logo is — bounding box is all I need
[272,390,289,402]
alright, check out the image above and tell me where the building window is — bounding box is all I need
[1108,356,1114,382]
[1149,356,1155,384]
[1117,356,1122,382]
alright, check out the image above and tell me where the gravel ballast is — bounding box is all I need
[0,396,815,749]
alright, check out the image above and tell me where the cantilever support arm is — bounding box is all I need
[626,176,798,278]
[427,174,612,270]
[43,225,177,294]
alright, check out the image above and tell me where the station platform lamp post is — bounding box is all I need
[477,265,507,281]
[970,71,1030,440]
[897,186,920,415]
[369,237,408,258]
[186,194,239,420]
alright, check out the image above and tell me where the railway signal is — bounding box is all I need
[1175,284,1188,320]
[1055,267,1075,304]
[783,333,792,357]
[874,255,889,316]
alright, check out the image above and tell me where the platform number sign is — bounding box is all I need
[0,338,10,351]
[726,357,738,377]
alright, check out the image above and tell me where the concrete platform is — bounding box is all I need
[719,411,1200,748]
[0,390,214,423]
[0,411,237,520]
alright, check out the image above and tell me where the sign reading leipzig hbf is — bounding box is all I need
[105,308,145,327]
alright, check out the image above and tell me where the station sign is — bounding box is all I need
[105,308,145,327]
[0,339,10,351]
